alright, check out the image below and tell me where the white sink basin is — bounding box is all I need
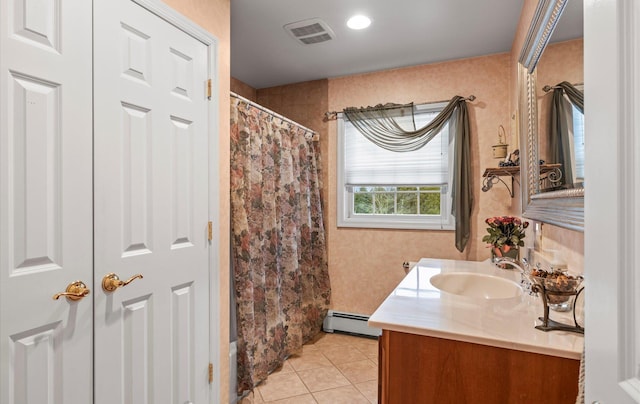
[429,272,522,299]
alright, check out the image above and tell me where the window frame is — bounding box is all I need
[337,102,455,230]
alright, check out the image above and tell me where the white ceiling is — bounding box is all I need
[231,0,583,90]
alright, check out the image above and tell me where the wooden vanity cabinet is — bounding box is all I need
[378,330,580,404]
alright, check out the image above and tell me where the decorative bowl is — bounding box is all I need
[528,269,584,312]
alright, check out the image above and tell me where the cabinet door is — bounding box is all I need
[381,331,579,403]
[0,0,93,402]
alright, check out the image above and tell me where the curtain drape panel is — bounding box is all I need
[549,81,584,186]
[451,101,473,253]
[230,97,331,394]
[344,96,473,252]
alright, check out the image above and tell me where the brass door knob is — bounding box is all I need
[53,281,91,301]
[102,273,143,292]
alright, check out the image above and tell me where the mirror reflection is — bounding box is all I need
[535,0,584,191]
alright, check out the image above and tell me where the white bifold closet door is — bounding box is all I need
[93,0,211,403]
[0,0,94,402]
[1,0,213,401]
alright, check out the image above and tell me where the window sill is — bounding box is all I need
[338,216,455,231]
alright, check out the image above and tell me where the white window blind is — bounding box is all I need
[344,109,450,186]
[572,105,585,181]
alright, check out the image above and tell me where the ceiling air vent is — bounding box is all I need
[284,18,335,45]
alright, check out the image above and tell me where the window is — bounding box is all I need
[337,102,455,230]
[571,104,585,182]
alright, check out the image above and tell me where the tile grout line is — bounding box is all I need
[297,344,373,402]
[252,333,379,404]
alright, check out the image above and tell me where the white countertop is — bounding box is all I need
[368,258,584,360]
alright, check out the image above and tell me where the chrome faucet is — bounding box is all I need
[494,258,535,296]
[495,257,524,272]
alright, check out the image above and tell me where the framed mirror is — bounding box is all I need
[518,0,584,231]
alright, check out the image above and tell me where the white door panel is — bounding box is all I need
[94,0,210,402]
[585,0,640,402]
[1,0,93,401]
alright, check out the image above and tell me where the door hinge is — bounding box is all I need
[207,79,212,100]
[208,363,213,384]
[208,221,213,241]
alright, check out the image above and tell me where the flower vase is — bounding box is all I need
[491,245,519,268]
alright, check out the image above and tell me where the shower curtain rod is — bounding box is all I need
[230,92,319,140]
[323,95,476,121]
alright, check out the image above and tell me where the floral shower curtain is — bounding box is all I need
[230,96,331,394]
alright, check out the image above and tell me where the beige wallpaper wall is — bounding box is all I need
[160,0,231,401]
[231,77,257,101]
[510,0,539,121]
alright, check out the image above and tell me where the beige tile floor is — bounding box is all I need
[239,332,379,404]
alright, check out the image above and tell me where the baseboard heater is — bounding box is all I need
[323,310,381,338]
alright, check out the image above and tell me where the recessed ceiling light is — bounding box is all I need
[347,15,372,30]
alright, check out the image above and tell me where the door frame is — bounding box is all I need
[119,0,221,400]
[585,0,640,402]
